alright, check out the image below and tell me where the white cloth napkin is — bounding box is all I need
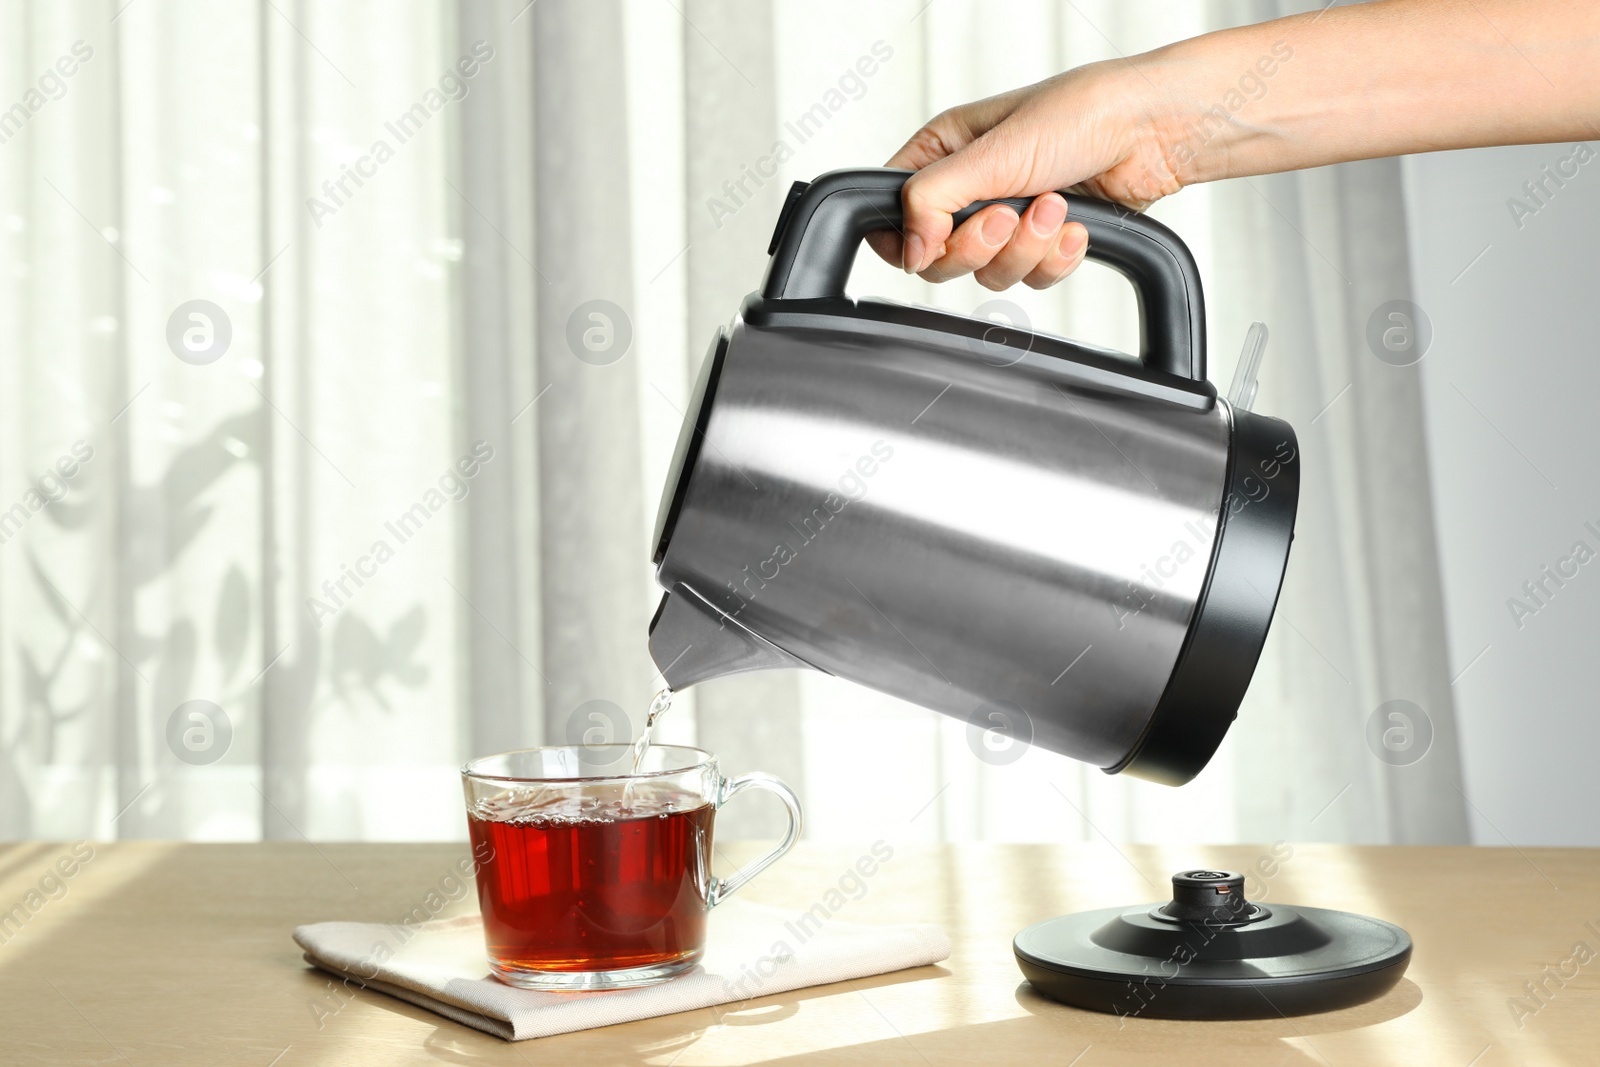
[294,899,951,1041]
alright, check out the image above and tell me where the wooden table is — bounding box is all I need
[0,840,1595,1065]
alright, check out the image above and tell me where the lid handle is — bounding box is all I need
[760,167,1206,382]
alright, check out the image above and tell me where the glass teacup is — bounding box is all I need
[461,744,802,990]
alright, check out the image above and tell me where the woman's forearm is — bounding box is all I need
[1147,0,1600,186]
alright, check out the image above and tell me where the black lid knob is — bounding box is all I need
[1160,869,1252,923]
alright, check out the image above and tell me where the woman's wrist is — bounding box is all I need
[1128,30,1305,190]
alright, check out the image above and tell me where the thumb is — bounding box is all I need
[899,123,1037,273]
[869,90,1030,271]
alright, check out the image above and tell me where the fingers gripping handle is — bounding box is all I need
[707,772,803,906]
[759,167,1207,382]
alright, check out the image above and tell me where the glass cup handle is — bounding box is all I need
[707,772,803,907]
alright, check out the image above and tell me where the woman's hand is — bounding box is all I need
[867,61,1186,289]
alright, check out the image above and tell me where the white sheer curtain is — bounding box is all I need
[3,0,478,840]
[0,0,1467,845]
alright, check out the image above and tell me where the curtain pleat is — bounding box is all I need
[457,0,541,758]
[1208,0,1469,844]
[530,0,652,742]
[679,0,809,839]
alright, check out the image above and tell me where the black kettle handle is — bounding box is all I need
[759,167,1206,382]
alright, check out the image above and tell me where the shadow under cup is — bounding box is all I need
[461,744,803,991]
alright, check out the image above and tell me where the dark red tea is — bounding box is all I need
[467,782,715,975]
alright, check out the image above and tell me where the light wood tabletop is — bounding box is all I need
[0,839,1595,1065]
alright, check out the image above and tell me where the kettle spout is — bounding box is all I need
[648,584,812,690]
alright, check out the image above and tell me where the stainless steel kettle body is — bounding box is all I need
[648,169,1298,785]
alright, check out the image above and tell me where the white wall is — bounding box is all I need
[1403,143,1600,846]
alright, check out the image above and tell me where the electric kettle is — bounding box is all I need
[647,168,1299,785]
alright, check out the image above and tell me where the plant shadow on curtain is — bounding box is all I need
[2,1,529,841]
[0,0,1468,846]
